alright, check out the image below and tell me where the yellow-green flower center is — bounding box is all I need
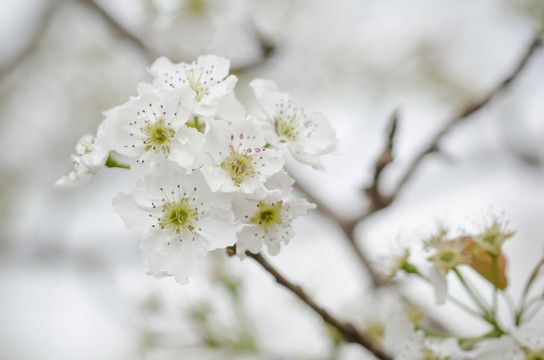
[525,349,544,360]
[186,0,206,14]
[428,243,467,273]
[159,199,198,234]
[141,118,175,153]
[221,150,256,186]
[420,348,447,360]
[475,219,515,255]
[186,70,209,102]
[275,108,305,142]
[364,322,384,345]
[250,201,283,232]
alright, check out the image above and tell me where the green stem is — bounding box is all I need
[414,325,452,339]
[219,277,258,352]
[452,268,490,317]
[523,298,544,323]
[458,328,504,350]
[491,253,499,317]
[406,264,481,319]
[194,116,200,131]
[501,291,517,326]
[518,294,544,324]
[446,295,483,318]
[105,154,130,169]
[516,256,544,326]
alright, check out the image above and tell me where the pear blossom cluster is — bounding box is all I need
[372,219,544,360]
[56,55,336,284]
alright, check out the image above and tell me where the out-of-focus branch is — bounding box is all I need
[81,0,275,71]
[246,251,392,360]
[80,0,156,62]
[292,180,385,287]
[0,0,62,80]
[292,32,542,289]
[292,112,401,287]
[364,110,398,213]
[389,33,542,200]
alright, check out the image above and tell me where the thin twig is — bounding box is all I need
[364,110,399,213]
[246,251,392,360]
[516,254,544,325]
[292,112,402,287]
[81,0,275,71]
[0,0,62,80]
[80,0,156,62]
[390,34,542,200]
[292,180,385,287]
[292,32,542,297]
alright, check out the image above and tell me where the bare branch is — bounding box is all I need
[81,0,275,71]
[246,251,392,360]
[390,34,542,200]
[364,110,399,213]
[292,33,542,290]
[292,180,386,287]
[0,0,62,80]
[80,0,156,62]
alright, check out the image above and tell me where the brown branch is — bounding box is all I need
[246,251,392,360]
[292,179,385,287]
[80,0,156,62]
[292,112,402,287]
[81,0,275,72]
[0,0,62,80]
[390,33,542,200]
[364,110,399,213]
[293,32,542,292]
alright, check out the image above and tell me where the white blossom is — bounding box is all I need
[384,317,470,360]
[233,194,315,257]
[54,124,109,191]
[149,55,239,116]
[105,83,201,170]
[55,54,339,286]
[250,78,337,170]
[428,264,448,305]
[472,326,544,360]
[112,160,239,283]
[140,1,265,69]
[201,119,285,197]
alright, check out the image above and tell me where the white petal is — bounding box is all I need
[140,231,207,284]
[428,264,448,305]
[236,226,264,257]
[54,169,91,191]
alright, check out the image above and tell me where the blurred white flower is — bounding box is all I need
[54,125,109,191]
[376,244,411,279]
[344,289,407,347]
[473,217,515,256]
[472,325,544,360]
[384,317,470,360]
[140,0,270,69]
[428,264,448,306]
[250,78,337,170]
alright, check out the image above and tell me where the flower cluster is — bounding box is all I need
[376,219,544,359]
[56,55,336,284]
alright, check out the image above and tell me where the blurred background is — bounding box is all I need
[1,0,544,359]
